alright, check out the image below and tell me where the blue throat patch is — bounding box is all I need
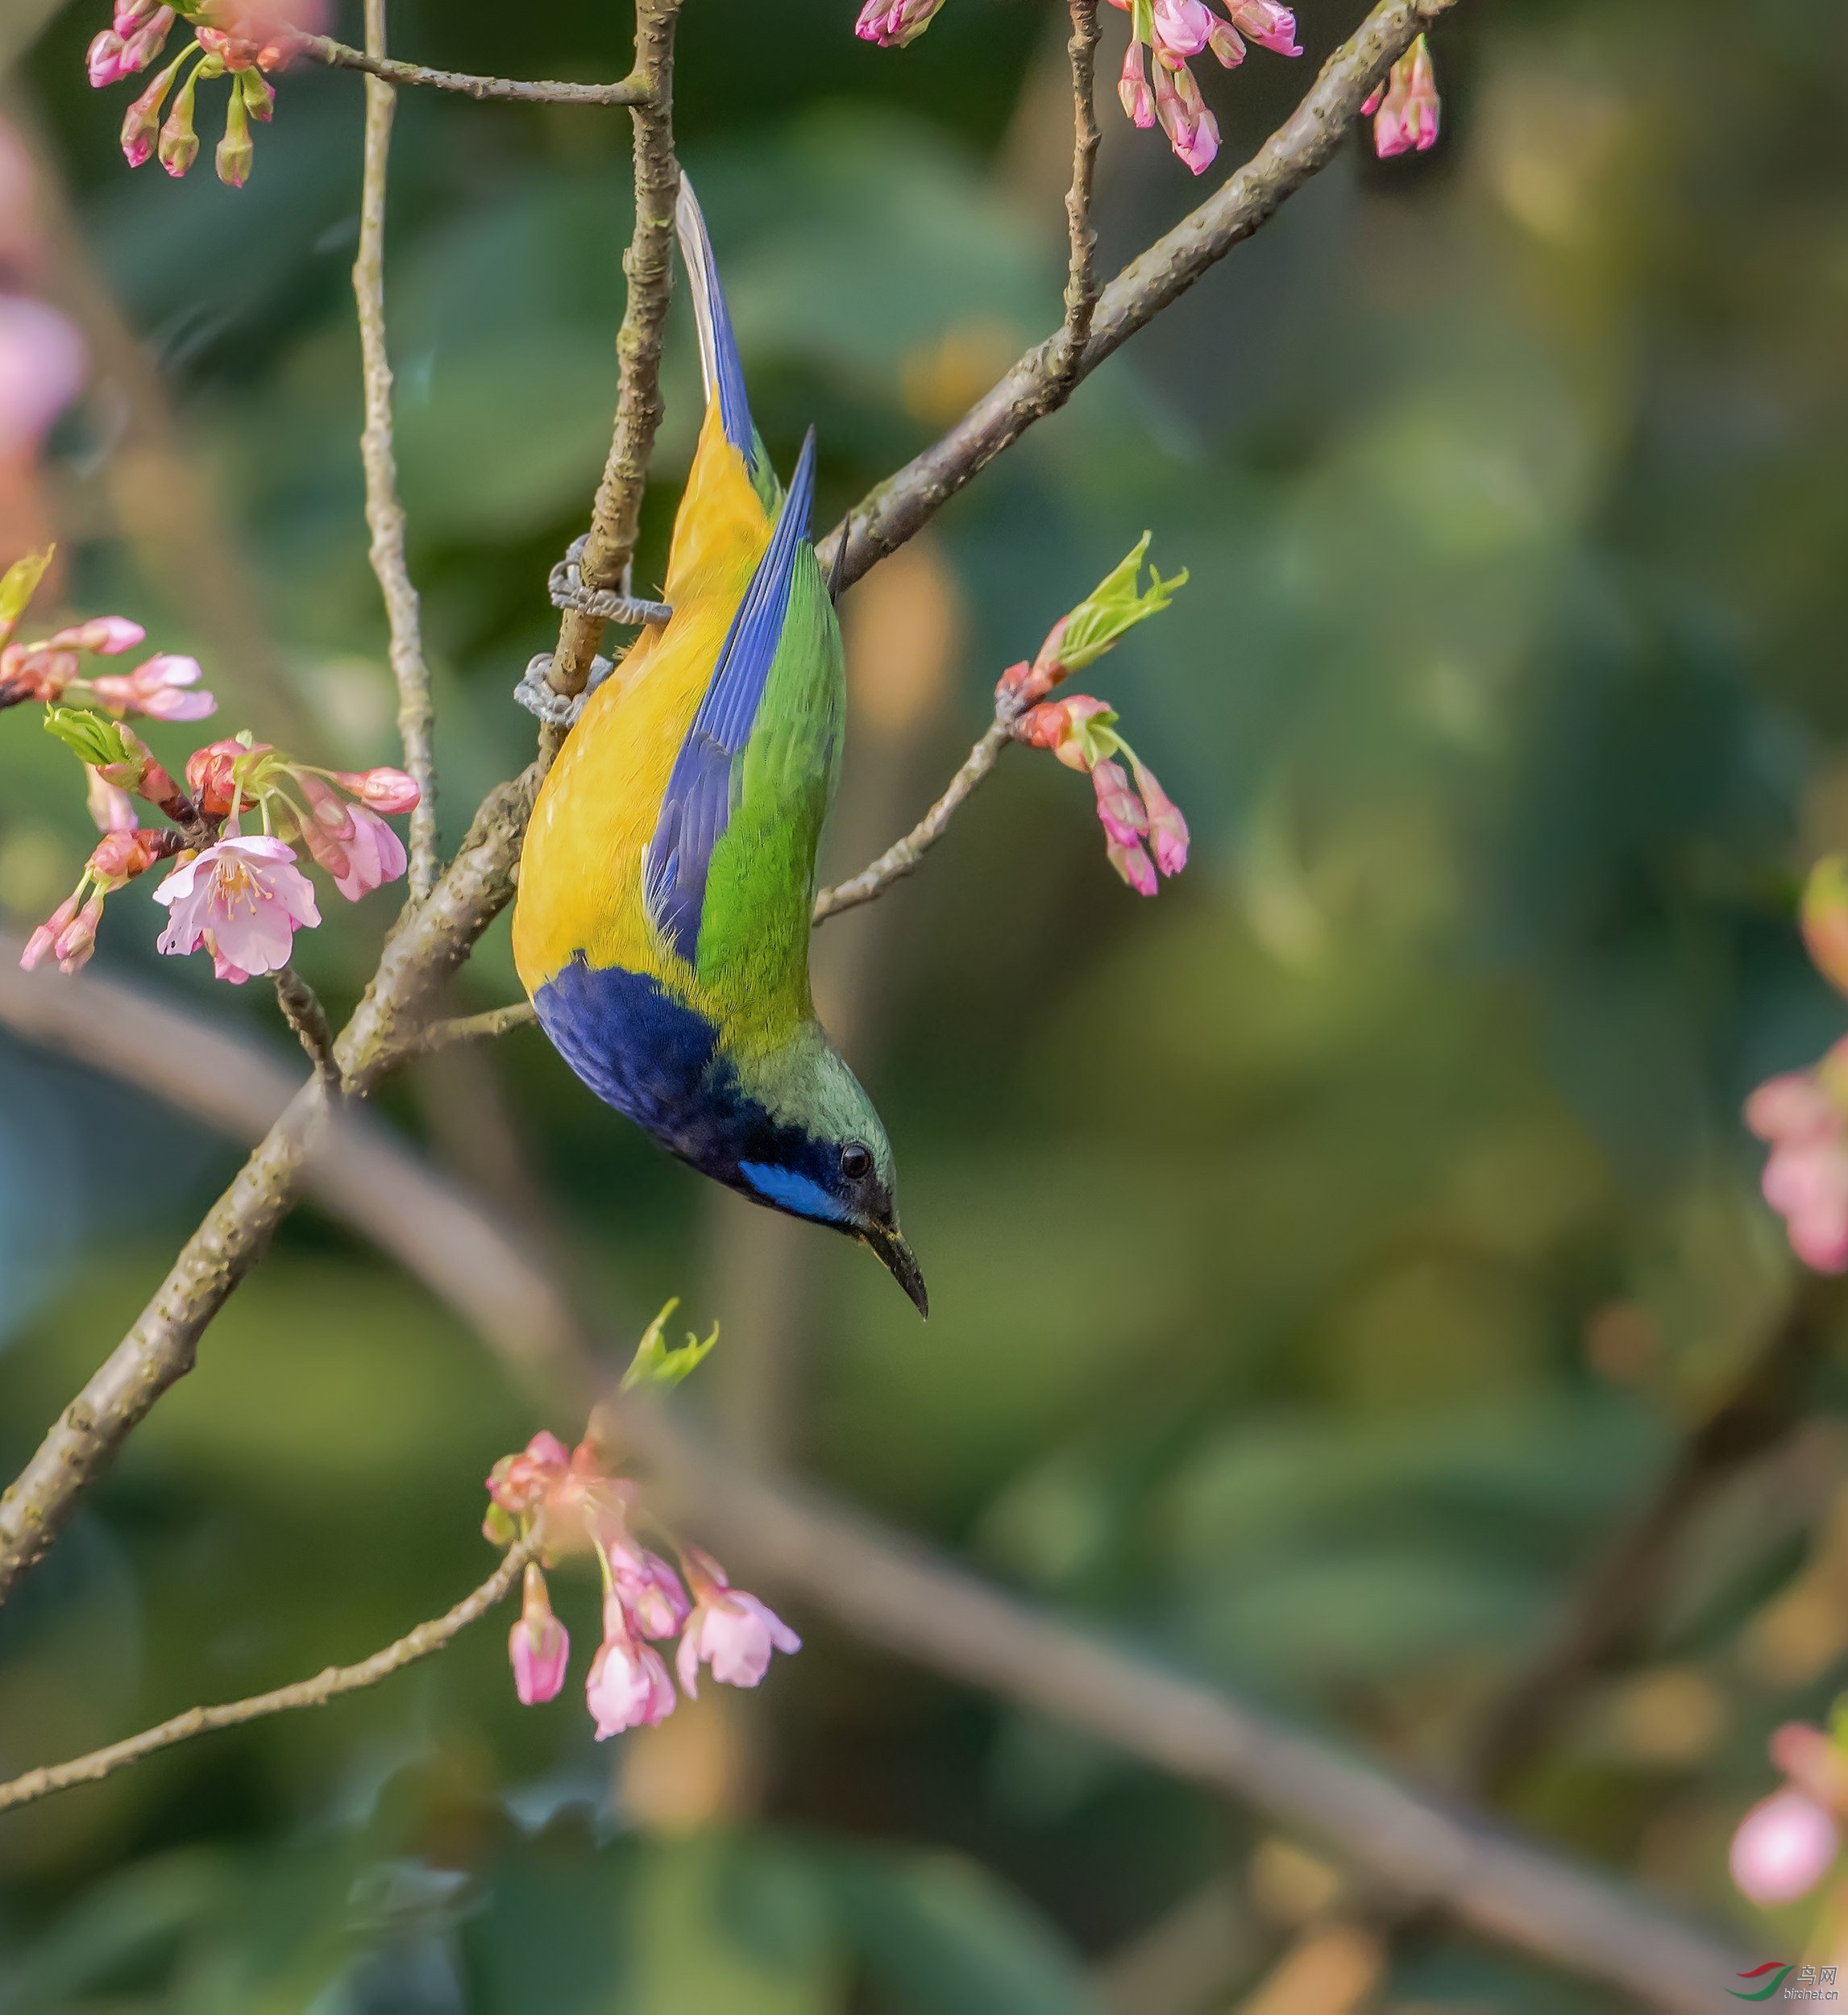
[737,1160,851,1224]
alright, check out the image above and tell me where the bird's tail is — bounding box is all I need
[675,175,774,505]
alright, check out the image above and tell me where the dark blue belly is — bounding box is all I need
[534,955,799,1190]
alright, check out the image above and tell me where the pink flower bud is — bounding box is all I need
[331,765,420,814]
[87,826,169,889]
[1224,0,1300,56]
[20,891,83,973]
[1018,695,1118,771]
[85,767,136,834]
[1746,1047,1848,1273]
[1153,56,1219,176]
[1118,40,1155,127]
[216,84,253,187]
[484,1429,572,1518]
[185,736,267,818]
[1092,758,1148,848]
[1129,755,1190,876]
[509,1563,571,1705]
[1106,833,1159,895]
[1151,0,1214,61]
[1371,33,1440,159]
[1206,19,1246,67]
[88,29,131,89]
[1730,1788,1839,1907]
[300,778,405,902]
[48,615,145,656]
[853,0,946,47]
[119,6,176,74]
[88,652,214,721]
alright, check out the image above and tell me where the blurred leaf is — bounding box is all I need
[824,1850,1098,2015]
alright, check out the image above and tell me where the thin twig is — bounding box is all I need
[820,0,1460,592]
[0,961,1752,2010]
[812,720,1011,924]
[353,0,438,901]
[301,34,649,106]
[0,0,1455,1614]
[1463,1273,1847,1798]
[539,0,683,761]
[1052,0,1101,383]
[410,1001,538,1057]
[0,1535,537,1817]
[272,965,340,1092]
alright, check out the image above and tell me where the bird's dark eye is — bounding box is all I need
[841,1142,873,1182]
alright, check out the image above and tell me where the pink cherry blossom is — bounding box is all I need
[20,890,102,974]
[585,1595,676,1737]
[853,0,945,48]
[330,765,420,814]
[1130,756,1190,876]
[508,1562,571,1706]
[152,833,319,983]
[299,776,406,902]
[1153,59,1219,175]
[675,1547,800,1697]
[87,651,214,721]
[0,297,87,460]
[1118,42,1154,127]
[1746,1054,1848,1273]
[1730,1788,1840,1907]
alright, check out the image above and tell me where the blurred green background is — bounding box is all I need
[2,0,1847,2007]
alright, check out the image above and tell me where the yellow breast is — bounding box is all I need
[512,405,772,995]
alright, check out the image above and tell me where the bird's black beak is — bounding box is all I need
[863,1222,928,1319]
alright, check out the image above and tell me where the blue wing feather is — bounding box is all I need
[644,430,817,962]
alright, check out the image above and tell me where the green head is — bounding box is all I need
[724,1027,926,1316]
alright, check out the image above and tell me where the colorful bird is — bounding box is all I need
[512,179,926,1315]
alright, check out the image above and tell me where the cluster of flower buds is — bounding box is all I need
[1111,0,1301,175]
[996,534,1190,896]
[1362,34,1440,160]
[91,0,322,188]
[484,1304,799,1735]
[1731,1717,1848,1909]
[0,550,214,722]
[6,546,417,983]
[1746,858,1848,1273]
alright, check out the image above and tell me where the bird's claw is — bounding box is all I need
[513,652,617,729]
[549,534,672,627]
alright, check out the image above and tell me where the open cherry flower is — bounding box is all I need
[481,1304,799,1737]
[998,535,1191,895]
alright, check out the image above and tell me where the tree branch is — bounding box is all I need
[301,34,650,107]
[818,0,1460,591]
[0,958,1750,2011]
[812,719,1011,924]
[409,1001,539,1057]
[0,1534,538,1817]
[352,0,438,901]
[272,964,340,1091]
[1463,1273,1847,1799]
[1052,0,1101,382]
[0,0,1448,1610]
[538,0,683,755]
